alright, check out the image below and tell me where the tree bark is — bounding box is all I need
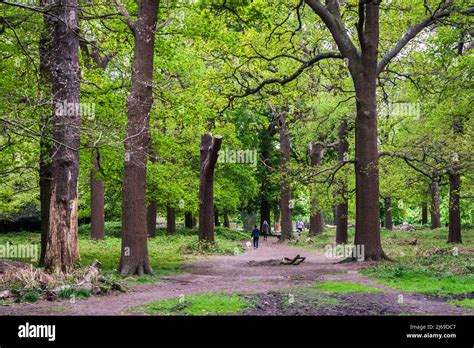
[308,142,324,236]
[421,201,428,225]
[43,0,81,273]
[278,112,292,241]
[146,145,158,238]
[259,198,271,234]
[335,203,348,244]
[430,181,441,229]
[146,201,157,237]
[90,150,105,240]
[39,142,51,266]
[384,197,393,231]
[184,212,193,229]
[351,3,385,260]
[447,174,462,243]
[223,210,230,228]
[335,120,349,244]
[167,206,176,235]
[274,207,280,233]
[118,0,159,276]
[214,206,220,227]
[38,0,53,267]
[198,133,222,242]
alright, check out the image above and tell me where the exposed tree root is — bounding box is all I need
[337,249,393,263]
[118,260,153,276]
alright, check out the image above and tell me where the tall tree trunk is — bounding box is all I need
[43,0,81,273]
[421,201,428,225]
[384,197,393,231]
[38,0,53,266]
[118,0,159,276]
[278,112,292,241]
[39,142,51,266]
[184,212,193,229]
[430,181,441,229]
[146,202,157,237]
[274,207,280,233]
[308,143,324,236]
[259,198,271,234]
[214,206,220,227]
[223,210,230,228]
[259,122,274,235]
[447,174,462,243]
[335,203,348,244]
[90,150,105,240]
[351,3,385,260]
[167,206,176,235]
[198,134,222,242]
[146,145,158,237]
[335,120,349,244]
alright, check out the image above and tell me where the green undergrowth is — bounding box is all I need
[280,281,380,309]
[132,292,255,315]
[310,281,382,294]
[0,224,246,302]
[362,228,474,295]
[288,226,474,296]
[448,299,474,309]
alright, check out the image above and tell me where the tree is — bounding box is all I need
[38,0,53,266]
[43,0,81,273]
[116,0,160,276]
[308,142,325,235]
[304,0,472,260]
[335,119,350,243]
[277,110,292,241]
[90,149,105,240]
[198,133,222,242]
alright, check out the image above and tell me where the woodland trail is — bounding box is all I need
[0,237,471,316]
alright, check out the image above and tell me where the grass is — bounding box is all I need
[448,299,474,309]
[0,223,247,302]
[311,281,382,294]
[362,227,474,295]
[280,281,381,309]
[132,292,254,315]
[0,224,245,275]
[58,287,91,300]
[77,224,245,273]
[290,226,474,296]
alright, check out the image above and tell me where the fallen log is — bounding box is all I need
[280,254,306,265]
[76,260,101,290]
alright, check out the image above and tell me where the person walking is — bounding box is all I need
[297,220,304,237]
[251,225,260,249]
[262,220,269,241]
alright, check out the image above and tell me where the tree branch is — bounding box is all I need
[377,6,474,75]
[230,51,342,99]
[305,0,360,64]
[114,0,136,33]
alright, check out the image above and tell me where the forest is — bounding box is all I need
[0,0,473,319]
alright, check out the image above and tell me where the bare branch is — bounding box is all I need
[377,6,474,75]
[304,0,359,63]
[114,0,136,33]
[230,51,342,99]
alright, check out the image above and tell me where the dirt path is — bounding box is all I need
[0,237,470,315]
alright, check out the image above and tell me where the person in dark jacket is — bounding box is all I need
[251,225,260,249]
[262,220,269,241]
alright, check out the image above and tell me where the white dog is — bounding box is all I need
[245,241,252,248]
